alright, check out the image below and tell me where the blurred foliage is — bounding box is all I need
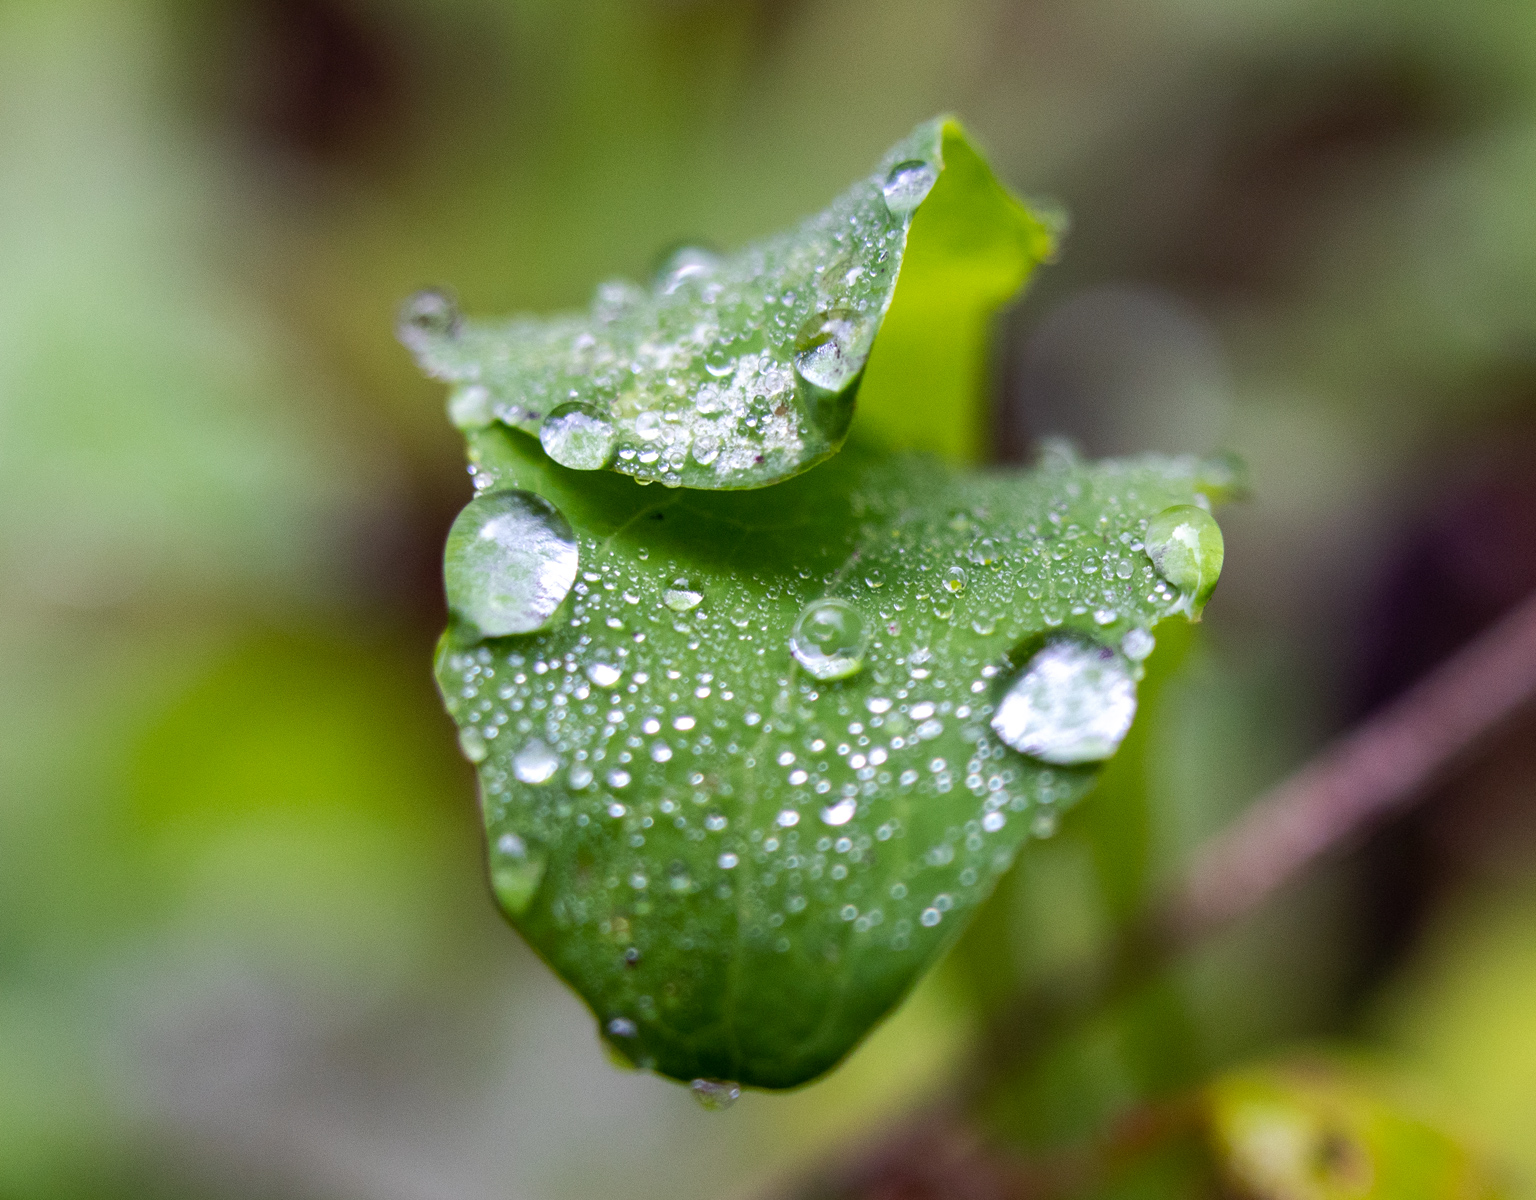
[2,0,1535,1196]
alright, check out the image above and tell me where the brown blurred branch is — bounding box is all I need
[792,589,1536,1199]
[1163,585,1536,943]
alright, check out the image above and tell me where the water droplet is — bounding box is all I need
[587,662,622,688]
[397,288,460,347]
[866,696,892,714]
[789,598,870,681]
[607,1017,638,1038]
[794,309,867,399]
[539,402,616,471]
[991,640,1138,765]
[718,852,739,869]
[1122,628,1156,661]
[821,797,856,826]
[943,566,967,594]
[512,738,560,784]
[491,832,546,914]
[445,491,579,637]
[864,568,885,589]
[881,159,938,216]
[704,347,735,377]
[657,246,720,294]
[458,726,488,763]
[690,1079,740,1110]
[692,433,720,465]
[663,577,703,612]
[1144,504,1224,615]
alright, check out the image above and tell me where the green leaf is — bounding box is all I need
[436,427,1233,1088]
[399,117,1054,488]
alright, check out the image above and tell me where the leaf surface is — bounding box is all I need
[400,118,1053,488]
[436,428,1234,1087]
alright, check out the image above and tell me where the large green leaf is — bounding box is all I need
[399,118,1053,488]
[435,426,1234,1089]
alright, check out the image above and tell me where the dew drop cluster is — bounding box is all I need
[398,127,951,490]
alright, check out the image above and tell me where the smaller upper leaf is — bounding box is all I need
[399,118,1054,489]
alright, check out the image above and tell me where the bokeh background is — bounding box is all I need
[4,0,1536,1196]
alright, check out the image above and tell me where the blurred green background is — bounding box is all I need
[3,0,1536,1196]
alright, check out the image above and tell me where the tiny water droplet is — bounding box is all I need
[512,738,559,784]
[445,491,579,637]
[692,433,720,465]
[991,640,1138,765]
[789,598,870,681]
[663,577,703,612]
[881,159,938,216]
[587,662,622,688]
[539,402,616,471]
[458,726,488,763]
[607,1017,638,1038]
[704,346,735,377]
[490,831,547,914]
[397,288,460,346]
[690,1079,740,1110]
[1122,628,1156,661]
[657,246,720,294]
[821,797,857,826]
[864,568,885,589]
[1144,504,1224,615]
[943,565,967,593]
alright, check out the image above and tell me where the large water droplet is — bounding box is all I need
[444,490,579,637]
[881,159,938,216]
[789,598,869,680]
[539,402,616,471]
[397,288,460,347]
[991,640,1138,765]
[491,832,547,914]
[512,738,560,784]
[663,577,703,612]
[690,1079,740,1110]
[794,309,867,398]
[1144,504,1224,615]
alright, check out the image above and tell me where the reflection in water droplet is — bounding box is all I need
[663,577,703,612]
[397,288,460,346]
[458,727,488,763]
[445,491,579,637]
[512,739,559,784]
[821,797,856,826]
[1122,628,1156,661]
[789,598,870,680]
[943,566,968,593]
[691,1079,741,1110]
[490,832,546,914]
[1144,504,1224,614]
[539,402,616,471]
[991,640,1138,765]
[881,159,938,216]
